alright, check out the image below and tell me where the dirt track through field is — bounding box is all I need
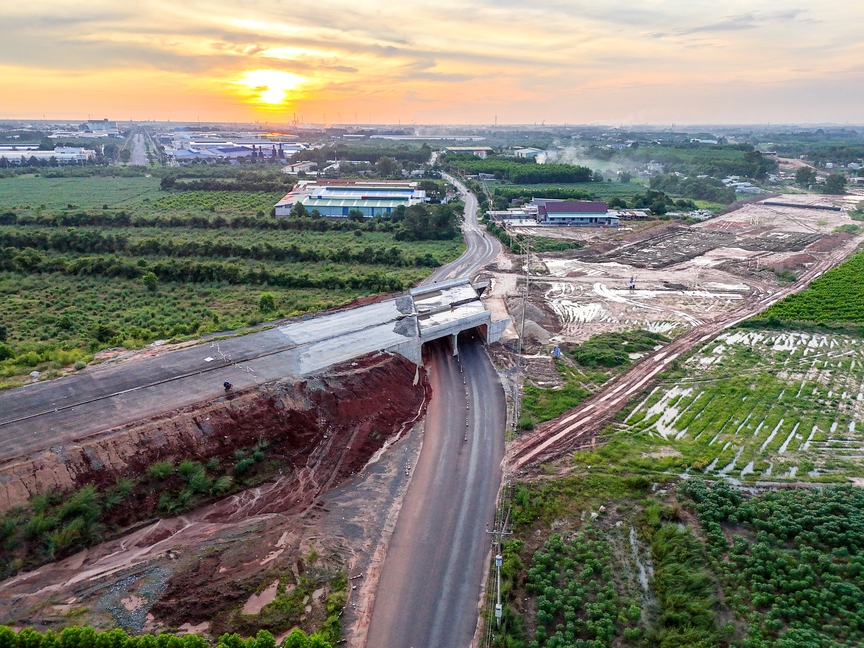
[506,233,864,472]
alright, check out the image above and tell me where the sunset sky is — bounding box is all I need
[2,1,863,125]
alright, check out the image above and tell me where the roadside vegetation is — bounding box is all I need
[0,442,286,580]
[519,330,669,430]
[0,173,463,383]
[0,625,334,648]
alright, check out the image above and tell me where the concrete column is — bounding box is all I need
[451,333,459,357]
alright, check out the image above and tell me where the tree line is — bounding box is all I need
[0,229,442,267]
[160,177,295,192]
[448,157,594,184]
[0,626,332,648]
[0,249,408,292]
[0,211,402,233]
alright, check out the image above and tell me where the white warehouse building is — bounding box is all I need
[274,180,429,218]
[0,147,96,164]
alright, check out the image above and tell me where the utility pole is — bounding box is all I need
[486,508,512,627]
[514,237,530,426]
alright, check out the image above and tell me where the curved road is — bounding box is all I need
[364,172,507,648]
[366,337,505,648]
[424,173,501,285]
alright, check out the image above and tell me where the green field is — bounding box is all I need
[0,175,162,210]
[578,328,864,483]
[757,250,864,326]
[519,330,670,431]
[0,175,463,384]
[488,180,648,201]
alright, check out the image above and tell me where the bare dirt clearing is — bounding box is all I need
[483,194,864,470]
[486,194,859,350]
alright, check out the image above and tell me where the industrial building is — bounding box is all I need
[487,199,617,227]
[0,147,96,164]
[445,146,494,159]
[513,147,543,159]
[274,180,429,218]
[538,201,616,226]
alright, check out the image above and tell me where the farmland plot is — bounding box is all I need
[616,329,864,482]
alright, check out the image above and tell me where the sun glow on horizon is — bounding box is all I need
[237,69,307,106]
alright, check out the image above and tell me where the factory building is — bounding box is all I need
[537,201,616,227]
[0,147,96,164]
[274,180,428,218]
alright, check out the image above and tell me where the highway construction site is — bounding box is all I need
[488,194,864,469]
[1,187,862,647]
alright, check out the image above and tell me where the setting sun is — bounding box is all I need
[238,69,306,105]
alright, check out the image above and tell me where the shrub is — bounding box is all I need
[258,292,276,313]
[147,460,174,480]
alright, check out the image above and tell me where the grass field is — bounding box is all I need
[575,329,864,483]
[0,175,463,384]
[520,330,670,430]
[0,175,162,210]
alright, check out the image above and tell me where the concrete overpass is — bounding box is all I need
[393,277,510,363]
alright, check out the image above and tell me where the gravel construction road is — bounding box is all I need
[365,337,505,648]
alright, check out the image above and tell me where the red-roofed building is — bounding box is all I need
[536,201,616,227]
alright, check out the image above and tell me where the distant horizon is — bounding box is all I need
[2,118,864,132]
[2,2,863,125]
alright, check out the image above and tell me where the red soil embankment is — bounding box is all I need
[0,352,428,629]
[0,352,427,518]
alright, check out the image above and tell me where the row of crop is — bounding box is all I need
[0,626,331,648]
[0,210,400,233]
[760,251,864,325]
[680,479,864,647]
[0,249,410,292]
[160,176,295,192]
[0,229,443,267]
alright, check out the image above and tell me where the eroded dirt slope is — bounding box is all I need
[0,352,428,637]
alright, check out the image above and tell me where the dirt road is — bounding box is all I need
[366,337,505,648]
[507,232,864,471]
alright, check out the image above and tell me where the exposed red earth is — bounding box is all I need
[0,353,429,635]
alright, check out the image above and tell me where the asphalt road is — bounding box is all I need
[424,173,501,285]
[130,133,147,166]
[365,177,507,646]
[365,336,505,648]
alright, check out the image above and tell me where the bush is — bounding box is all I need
[147,460,174,480]
[258,292,276,313]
